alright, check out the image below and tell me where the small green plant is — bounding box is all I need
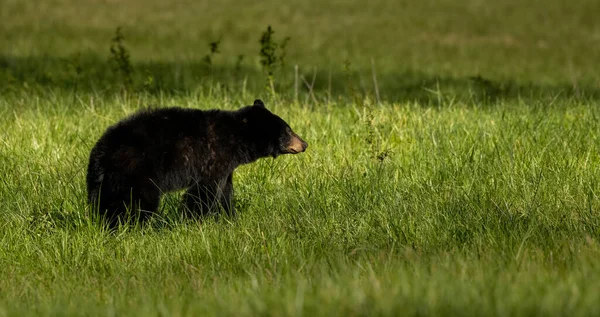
[278,37,291,68]
[202,39,221,71]
[362,99,393,163]
[233,54,245,81]
[67,54,83,92]
[259,25,291,96]
[343,59,363,106]
[109,26,134,90]
[259,26,277,75]
[142,69,157,93]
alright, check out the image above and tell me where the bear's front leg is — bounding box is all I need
[184,183,218,218]
[183,174,234,218]
[220,173,235,217]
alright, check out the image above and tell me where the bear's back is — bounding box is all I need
[95,107,215,154]
[90,107,225,191]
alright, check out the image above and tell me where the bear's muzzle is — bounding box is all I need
[286,133,308,154]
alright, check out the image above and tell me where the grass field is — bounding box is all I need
[2,0,600,316]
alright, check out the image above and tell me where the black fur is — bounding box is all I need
[86,100,307,226]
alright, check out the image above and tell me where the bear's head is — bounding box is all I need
[238,99,308,160]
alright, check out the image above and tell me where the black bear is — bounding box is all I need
[86,99,308,226]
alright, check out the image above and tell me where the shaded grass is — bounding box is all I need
[3,54,600,105]
[2,0,600,102]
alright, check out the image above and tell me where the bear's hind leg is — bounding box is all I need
[135,185,161,224]
[88,184,127,228]
[96,194,126,228]
[95,185,160,227]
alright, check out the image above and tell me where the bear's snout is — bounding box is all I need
[286,133,308,154]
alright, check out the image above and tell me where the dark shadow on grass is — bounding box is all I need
[28,193,237,233]
[1,54,598,105]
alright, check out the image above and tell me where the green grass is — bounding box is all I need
[2,0,600,316]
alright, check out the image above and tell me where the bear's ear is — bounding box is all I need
[253,99,265,108]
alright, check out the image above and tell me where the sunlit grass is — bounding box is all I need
[1,92,600,315]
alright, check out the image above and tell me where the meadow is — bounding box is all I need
[1,0,600,316]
